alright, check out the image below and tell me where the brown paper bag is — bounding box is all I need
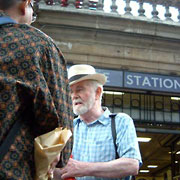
[34,127,72,180]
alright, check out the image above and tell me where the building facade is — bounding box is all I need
[33,0,180,179]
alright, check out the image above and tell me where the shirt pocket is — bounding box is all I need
[89,136,115,161]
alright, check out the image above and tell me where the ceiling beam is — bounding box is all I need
[136,127,180,135]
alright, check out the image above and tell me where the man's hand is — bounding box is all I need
[55,158,85,179]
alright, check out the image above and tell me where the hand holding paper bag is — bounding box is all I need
[34,127,72,180]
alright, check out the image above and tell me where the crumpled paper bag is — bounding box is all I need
[34,127,72,180]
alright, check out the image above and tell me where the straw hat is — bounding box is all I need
[68,64,107,86]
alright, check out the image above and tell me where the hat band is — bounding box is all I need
[69,74,89,83]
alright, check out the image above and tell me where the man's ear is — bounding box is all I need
[19,0,28,15]
[95,87,102,100]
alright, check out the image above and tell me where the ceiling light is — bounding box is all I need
[169,151,180,154]
[171,97,180,101]
[137,137,151,142]
[140,170,149,173]
[176,151,180,154]
[175,161,178,163]
[147,165,158,168]
[103,91,124,95]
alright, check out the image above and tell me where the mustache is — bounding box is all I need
[73,98,83,104]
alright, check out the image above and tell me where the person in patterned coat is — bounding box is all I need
[0,0,73,179]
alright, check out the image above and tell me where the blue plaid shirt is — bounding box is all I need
[72,108,142,180]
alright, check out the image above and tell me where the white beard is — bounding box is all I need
[73,96,95,115]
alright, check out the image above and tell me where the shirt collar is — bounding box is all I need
[0,12,17,25]
[98,107,111,125]
[73,107,111,126]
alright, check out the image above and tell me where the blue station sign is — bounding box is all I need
[96,68,180,93]
[124,71,180,93]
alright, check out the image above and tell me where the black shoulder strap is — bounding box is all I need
[0,118,23,162]
[110,113,119,159]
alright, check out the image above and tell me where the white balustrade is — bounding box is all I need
[35,0,180,23]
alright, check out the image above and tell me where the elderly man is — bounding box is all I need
[0,0,73,179]
[53,64,142,180]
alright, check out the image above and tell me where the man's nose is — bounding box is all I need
[71,92,78,100]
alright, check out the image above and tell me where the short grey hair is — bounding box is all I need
[87,80,103,102]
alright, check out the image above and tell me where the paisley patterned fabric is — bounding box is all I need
[0,12,73,179]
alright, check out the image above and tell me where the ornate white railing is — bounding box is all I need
[35,0,180,24]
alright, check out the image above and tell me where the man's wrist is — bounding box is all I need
[53,168,62,180]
